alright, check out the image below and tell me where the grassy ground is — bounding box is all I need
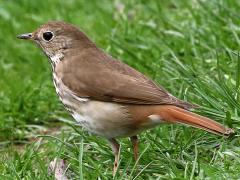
[0,0,240,179]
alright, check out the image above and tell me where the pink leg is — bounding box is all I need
[108,138,120,176]
[130,136,138,161]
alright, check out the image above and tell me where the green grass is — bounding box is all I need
[0,0,240,179]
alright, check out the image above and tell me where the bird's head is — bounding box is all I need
[17,21,95,63]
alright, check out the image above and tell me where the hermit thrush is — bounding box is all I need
[18,21,234,175]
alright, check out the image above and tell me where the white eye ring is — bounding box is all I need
[42,31,54,42]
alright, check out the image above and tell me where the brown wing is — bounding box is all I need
[57,48,195,109]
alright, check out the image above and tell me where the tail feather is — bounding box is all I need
[158,106,234,136]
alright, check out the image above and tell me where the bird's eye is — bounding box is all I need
[42,31,54,41]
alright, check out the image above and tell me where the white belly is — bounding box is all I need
[71,101,133,138]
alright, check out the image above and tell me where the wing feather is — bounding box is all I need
[57,48,195,109]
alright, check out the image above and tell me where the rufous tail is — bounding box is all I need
[158,106,234,136]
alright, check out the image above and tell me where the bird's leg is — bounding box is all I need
[108,138,120,176]
[130,136,138,161]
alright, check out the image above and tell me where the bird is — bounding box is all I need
[17,21,234,175]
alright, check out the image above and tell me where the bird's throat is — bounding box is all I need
[49,53,64,70]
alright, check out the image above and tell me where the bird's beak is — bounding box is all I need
[17,33,33,40]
